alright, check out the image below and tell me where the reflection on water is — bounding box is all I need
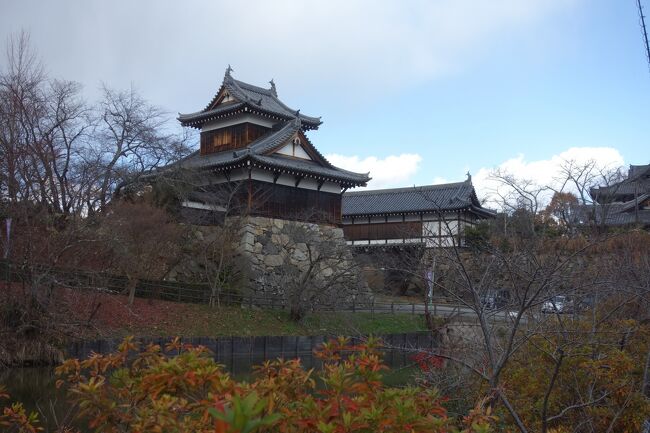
[2,349,419,433]
[0,366,79,432]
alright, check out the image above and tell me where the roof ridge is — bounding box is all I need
[345,182,467,196]
[248,120,299,154]
[234,79,274,95]
[180,68,323,128]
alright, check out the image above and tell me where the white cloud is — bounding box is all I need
[326,153,422,189]
[473,147,625,209]
[0,0,580,107]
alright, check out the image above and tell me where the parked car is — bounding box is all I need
[541,295,573,314]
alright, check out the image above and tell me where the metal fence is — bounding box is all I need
[0,259,467,316]
[66,332,437,360]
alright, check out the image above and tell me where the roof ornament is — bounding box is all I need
[466,171,472,182]
[269,79,277,96]
[256,97,262,106]
[225,64,234,76]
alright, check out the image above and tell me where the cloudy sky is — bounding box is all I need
[2,0,649,198]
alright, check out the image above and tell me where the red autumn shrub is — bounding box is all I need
[51,336,495,433]
[411,351,445,372]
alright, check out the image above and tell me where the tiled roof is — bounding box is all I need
[603,210,650,225]
[341,182,495,217]
[172,118,369,187]
[590,163,650,202]
[573,195,650,227]
[178,69,321,129]
[251,154,369,184]
[629,164,650,178]
[619,193,650,212]
[592,180,650,198]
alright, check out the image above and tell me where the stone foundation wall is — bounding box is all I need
[167,217,373,309]
[237,216,373,307]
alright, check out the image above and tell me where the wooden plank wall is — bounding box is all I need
[200,123,269,155]
[343,221,422,241]
[250,182,342,224]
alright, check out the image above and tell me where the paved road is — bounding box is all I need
[362,302,523,322]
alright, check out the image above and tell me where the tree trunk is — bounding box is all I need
[290,303,304,322]
[127,277,138,306]
[641,350,650,398]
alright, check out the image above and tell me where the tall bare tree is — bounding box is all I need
[86,85,190,212]
[488,169,548,236]
[262,219,364,321]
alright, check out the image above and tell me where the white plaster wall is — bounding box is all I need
[228,168,249,182]
[423,221,440,237]
[321,182,341,194]
[276,143,294,157]
[251,168,275,183]
[299,178,319,190]
[275,173,296,187]
[293,145,311,160]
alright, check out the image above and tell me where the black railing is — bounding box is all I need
[0,259,470,317]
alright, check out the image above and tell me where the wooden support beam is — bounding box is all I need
[247,168,252,212]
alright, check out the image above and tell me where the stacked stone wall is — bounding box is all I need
[237,216,373,306]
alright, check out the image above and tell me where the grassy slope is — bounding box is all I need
[116,305,429,338]
[1,285,428,341]
[43,288,430,339]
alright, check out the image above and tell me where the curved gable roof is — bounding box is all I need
[172,117,369,187]
[178,68,322,129]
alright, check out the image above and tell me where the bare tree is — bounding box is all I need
[85,85,190,213]
[196,182,249,307]
[1,31,190,218]
[423,228,636,432]
[368,180,650,431]
[99,200,184,305]
[542,191,579,232]
[589,165,627,231]
[489,169,548,236]
[0,32,94,216]
[0,31,46,205]
[262,219,365,321]
[554,159,600,206]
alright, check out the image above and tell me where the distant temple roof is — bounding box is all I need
[590,163,650,203]
[178,67,322,130]
[342,179,495,218]
[573,198,650,227]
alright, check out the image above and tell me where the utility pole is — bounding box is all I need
[638,0,650,73]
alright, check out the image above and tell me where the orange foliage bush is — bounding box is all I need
[500,320,650,432]
[47,337,496,433]
[0,385,42,433]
